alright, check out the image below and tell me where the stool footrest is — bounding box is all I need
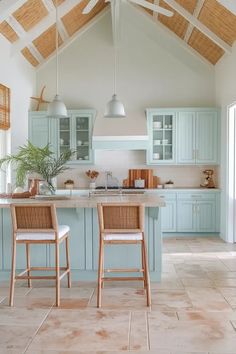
[105,268,144,273]
[16,275,56,280]
[103,276,145,281]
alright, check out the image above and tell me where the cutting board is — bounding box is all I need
[128,169,154,188]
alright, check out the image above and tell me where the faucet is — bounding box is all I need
[104,171,112,191]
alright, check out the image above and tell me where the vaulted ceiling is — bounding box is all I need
[0,0,236,68]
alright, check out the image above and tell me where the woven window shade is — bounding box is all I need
[0,84,10,130]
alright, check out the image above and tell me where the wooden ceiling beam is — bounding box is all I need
[164,0,232,53]
[0,0,27,23]
[153,0,160,21]
[11,0,80,55]
[184,0,205,43]
[42,0,69,41]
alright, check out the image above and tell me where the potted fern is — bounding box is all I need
[0,141,74,194]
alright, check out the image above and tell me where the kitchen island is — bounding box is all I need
[0,193,165,281]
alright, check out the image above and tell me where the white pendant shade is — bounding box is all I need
[47,94,68,118]
[104,94,126,118]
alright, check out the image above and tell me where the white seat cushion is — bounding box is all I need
[103,233,143,241]
[16,225,70,241]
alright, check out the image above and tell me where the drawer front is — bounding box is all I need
[156,192,176,201]
[177,192,216,201]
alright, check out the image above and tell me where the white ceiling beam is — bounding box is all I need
[27,43,44,63]
[0,0,27,23]
[42,0,55,12]
[153,0,160,21]
[37,7,110,70]
[6,14,26,37]
[11,0,81,55]
[164,0,231,54]
[184,0,205,43]
[42,0,70,41]
[131,2,214,67]
[217,0,236,15]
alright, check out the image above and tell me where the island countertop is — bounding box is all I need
[0,193,166,208]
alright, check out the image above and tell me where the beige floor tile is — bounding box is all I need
[151,278,184,290]
[148,312,236,352]
[151,289,193,311]
[1,296,55,309]
[221,260,236,271]
[0,306,50,326]
[218,288,236,308]
[89,287,149,310]
[180,278,214,288]
[0,296,6,304]
[177,310,236,322]
[213,278,236,287]
[0,286,32,297]
[186,288,233,312]
[0,324,38,352]
[129,311,149,350]
[27,287,94,299]
[174,264,208,279]
[28,309,130,351]
[207,271,236,279]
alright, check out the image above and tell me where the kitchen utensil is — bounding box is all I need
[77,140,82,146]
[153,153,160,159]
[154,139,161,145]
[200,169,215,188]
[153,121,162,129]
[134,179,145,188]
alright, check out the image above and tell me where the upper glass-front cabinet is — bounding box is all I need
[29,109,96,165]
[146,109,176,164]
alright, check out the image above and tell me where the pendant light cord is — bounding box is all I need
[114,44,117,95]
[56,0,59,95]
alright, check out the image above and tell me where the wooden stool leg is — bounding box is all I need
[141,242,147,289]
[65,236,71,288]
[26,244,32,288]
[97,238,103,308]
[143,240,151,307]
[55,242,60,307]
[9,238,16,306]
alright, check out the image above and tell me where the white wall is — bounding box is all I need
[0,36,36,152]
[215,43,236,241]
[0,35,36,191]
[36,5,216,188]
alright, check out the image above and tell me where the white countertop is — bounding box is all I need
[0,194,166,208]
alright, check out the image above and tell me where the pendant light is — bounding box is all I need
[47,0,67,118]
[104,3,125,118]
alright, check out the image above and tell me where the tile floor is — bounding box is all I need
[1,237,236,353]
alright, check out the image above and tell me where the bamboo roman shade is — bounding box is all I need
[0,84,10,130]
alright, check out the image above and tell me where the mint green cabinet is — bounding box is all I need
[28,112,50,148]
[176,192,218,232]
[29,110,95,164]
[177,109,219,165]
[158,193,176,232]
[146,109,176,164]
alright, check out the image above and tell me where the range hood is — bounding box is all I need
[92,115,148,150]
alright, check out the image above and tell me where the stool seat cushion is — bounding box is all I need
[103,232,143,241]
[16,225,70,241]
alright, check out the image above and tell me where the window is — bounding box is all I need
[0,84,10,130]
[227,103,236,242]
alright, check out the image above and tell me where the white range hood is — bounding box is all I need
[92,115,149,150]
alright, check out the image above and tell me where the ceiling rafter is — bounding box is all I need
[11,0,81,55]
[184,0,205,43]
[163,0,231,54]
[153,0,160,21]
[37,6,109,70]
[42,0,69,41]
[0,0,27,23]
[131,1,213,67]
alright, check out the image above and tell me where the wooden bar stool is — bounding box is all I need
[97,203,151,308]
[9,203,71,307]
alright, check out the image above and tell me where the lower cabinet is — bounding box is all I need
[156,190,220,233]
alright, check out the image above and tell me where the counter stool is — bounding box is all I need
[97,203,151,307]
[9,203,71,307]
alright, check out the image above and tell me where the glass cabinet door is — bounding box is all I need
[59,118,71,155]
[75,116,90,162]
[151,112,175,163]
